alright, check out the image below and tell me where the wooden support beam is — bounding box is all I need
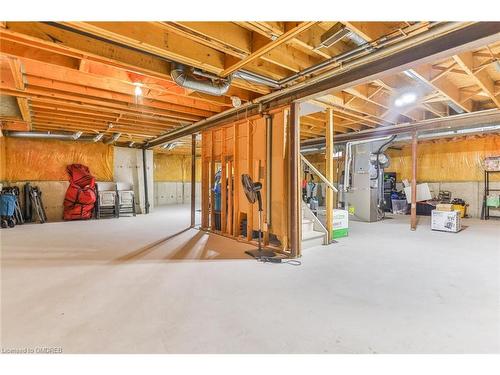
[1,82,210,123]
[411,65,472,112]
[191,133,196,228]
[246,121,254,242]
[453,52,500,108]
[220,22,316,77]
[254,34,322,73]
[159,22,252,58]
[233,123,240,237]
[346,84,426,122]
[16,97,32,129]
[61,22,227,74]
[325,108,334,243]
[289,102,301,258]
[0,119,30,131]
[19,59,221,113]
[301,108,500,147]
[221,128,227,234]
[343,22,401,42]
[374,78,447,118]
[160,21,318,76]
[264,114,272,246]
[201,155,209,229]
[410,131,418,231]
[1,23,262,98]
[7,56,25,90]
[313,97,382,128]
[227,159,233,237]
[209,132,216,231]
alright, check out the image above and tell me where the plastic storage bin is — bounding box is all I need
[391,199,409,214]
[452,204,466,218]
[486,195,500,208]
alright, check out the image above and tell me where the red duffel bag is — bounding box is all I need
[63,164,96,220]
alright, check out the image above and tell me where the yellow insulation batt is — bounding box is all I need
[4,137,114,181]
[301,134,500,183]
[153,153,201,182]
[386,134,500,182]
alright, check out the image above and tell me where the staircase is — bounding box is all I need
[301,204,328,249]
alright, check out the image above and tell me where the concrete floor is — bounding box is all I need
[1,205,499,353]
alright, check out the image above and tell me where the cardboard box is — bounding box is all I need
[436,203,453,211]
[404,183,432,204]
[431,210,461,233]
[332,209,348,239]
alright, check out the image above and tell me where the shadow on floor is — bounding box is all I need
[112,228,192,263]
[2,228,255,267]
[111,228,254,263]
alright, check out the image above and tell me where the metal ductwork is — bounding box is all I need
[92,133,104,142]
[234,70,281,89]
[191,67,281,90]
[145,22,500,147]
[104,132,122,145]
[69,133,106,142]
[171,63,232,96]
[4,131,83,140]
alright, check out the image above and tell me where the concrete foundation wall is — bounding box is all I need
[395,180,500,218]
[0,148,157,222]
[154,182,201,206]
[113,147,154,214]
[7,179,496,222]
[6,181,68,222]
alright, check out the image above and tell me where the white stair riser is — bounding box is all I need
[302,235,325,249]
[302,220,314,232]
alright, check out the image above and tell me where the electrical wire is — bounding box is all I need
[258,256,302,266]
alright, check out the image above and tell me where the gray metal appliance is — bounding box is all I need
[342,136,395,222]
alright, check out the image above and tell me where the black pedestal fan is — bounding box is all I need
[241,174,276,259]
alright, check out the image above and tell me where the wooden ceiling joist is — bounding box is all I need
[220,22,317,77]
[453,52,500,108]
[410,65,473,112]
[1,21,499,150]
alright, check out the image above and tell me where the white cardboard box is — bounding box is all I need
[332,209,348,239]
[404,183,432,204]
[333,209,348,229]
[431,210,461,233]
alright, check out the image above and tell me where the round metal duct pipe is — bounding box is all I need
[171,63,232,96]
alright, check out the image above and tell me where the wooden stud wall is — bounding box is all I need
[200,107,290,251]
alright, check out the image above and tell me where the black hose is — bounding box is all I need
[377,135,398,155]
[371,135,397,180]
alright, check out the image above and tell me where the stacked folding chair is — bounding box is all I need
[116,182,136,217]
[95,182,119,219]
[28,185,48,223]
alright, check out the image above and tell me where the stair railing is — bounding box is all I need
[300,153,338,244]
